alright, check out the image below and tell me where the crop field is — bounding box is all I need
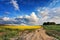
[43,25,60,40]
[0,25,41,40]
[0,25,60,40]
[0,25,41,30]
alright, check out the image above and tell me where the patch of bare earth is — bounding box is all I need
[0,32,5,36]
[10,28,56,40]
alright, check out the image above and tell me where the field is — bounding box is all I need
[0,25,60,40]
[0,25,41,30]
[0,25,41,40]
[43,25,60,40]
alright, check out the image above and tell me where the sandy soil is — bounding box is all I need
[10,28,56,40]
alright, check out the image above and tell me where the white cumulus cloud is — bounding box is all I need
[14,12,39,25]
[2,17,10,21]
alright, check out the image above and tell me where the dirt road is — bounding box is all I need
[10,28,56,40]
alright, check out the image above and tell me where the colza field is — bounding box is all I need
[0,25,42,40]
[0,25,42,30]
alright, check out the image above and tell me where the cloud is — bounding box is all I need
[40,8,49,17]
[37,7,60,24]
[0,12,39,25]
[15,12,39,25]
[0,17,17,24]
[11,0,19,10]
[49,0,60,7]
[20,23,27,25]
[0,7,60,25]
[52,7,60,15]
[25,12,39,25]
[28,12,39,22]
[2,17,10,21]
[49,16,60,24]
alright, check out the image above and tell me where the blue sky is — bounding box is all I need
[0,0,60,25]
[0,0,55,17]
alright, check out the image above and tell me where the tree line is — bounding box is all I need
[43,22,56,25]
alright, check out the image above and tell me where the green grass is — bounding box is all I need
[43,25,60,40]
[0,28,20,40]
[43,25,60,31]
[0,25,41,40]
[0,25,60,40]
[0,28,39,40]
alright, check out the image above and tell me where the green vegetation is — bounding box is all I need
[0,25,60,40]
[0,25,41,40]
[43,25,60,40]
[43,22,56,25]
[0,28,19,40]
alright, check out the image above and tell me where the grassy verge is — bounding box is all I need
[43,25,60,40]
[0,28,19,40]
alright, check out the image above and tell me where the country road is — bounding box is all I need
[10,28,56,40]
